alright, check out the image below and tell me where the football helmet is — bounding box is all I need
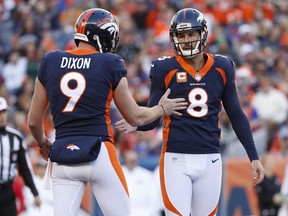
[74,8,119,53]
[169,8,208,58]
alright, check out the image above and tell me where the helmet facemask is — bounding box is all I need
[94,21,119,53]
[169,8,208,58]
[171,30,207,58]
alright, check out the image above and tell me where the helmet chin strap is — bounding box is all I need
[95,35,103,53]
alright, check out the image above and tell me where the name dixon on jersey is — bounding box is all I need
[60,57,91,69]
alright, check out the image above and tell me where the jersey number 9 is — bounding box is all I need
[60,72,86,112]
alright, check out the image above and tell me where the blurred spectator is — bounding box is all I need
[39,29,58,53]
[131,0,150,33]
[22,159,53,216]
[59,0,82,33]
[208,23,235,60]
[237,84,260,131]
[140,42,163,75]
[253,57,272,79]
[236,23,260,65]
[1,50,27,96]
[122,150,156,216]
[23,41,41,80]
[0,77,10,103]
[117,29,141,64]
[150,3,174,47]
[255,154,282,216]
[271,56,288,98]
[151,165,165,216]
[277,125,288,157]
[219,109,236,154]
[18,14,41,47]
[219,107,267,157]
[251,76,288,151]
[114,125,137,158]
[132,82,149,106]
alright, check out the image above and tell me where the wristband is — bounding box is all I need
[38,138,48,148]
[160,104,166,116]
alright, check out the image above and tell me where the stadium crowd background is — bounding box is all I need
[0,0,288,215]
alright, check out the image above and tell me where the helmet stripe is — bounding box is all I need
[78,9,94,34]
[183,8,187,19]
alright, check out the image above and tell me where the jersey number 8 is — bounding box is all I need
[187,88,208,118]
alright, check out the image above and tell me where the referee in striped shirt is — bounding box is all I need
[0,97,41,216]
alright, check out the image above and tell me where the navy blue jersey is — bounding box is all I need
[38,49,127,141]
[139,53,259,161]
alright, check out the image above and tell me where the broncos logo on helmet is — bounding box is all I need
[74,8,119,53]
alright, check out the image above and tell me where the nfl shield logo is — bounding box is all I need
[195,74,202,81]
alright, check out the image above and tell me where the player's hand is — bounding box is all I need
[39,139,52,161]
[158,88,187,116]
[115,119,137,135]
[33,195,41,207]
[251,160,264,186]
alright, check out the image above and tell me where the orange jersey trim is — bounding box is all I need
[159,153,182,215]
[209,201,219,216]
[66,50,98,55]
[175,53,214,82]
[215,67,227,85]
[105,85,114,142]
[162,116,171,153]
[164,69,178,89]
[104,142,129,196]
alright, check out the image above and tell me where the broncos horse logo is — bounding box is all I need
[66,144,80,151]
[100,22,119,38]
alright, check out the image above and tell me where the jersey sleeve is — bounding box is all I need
[37,53,49,86]
[221,58,259,161]
[38,51,60,86]
[148,60,167,105]
[137,60,166,131]
[107,54,127,90]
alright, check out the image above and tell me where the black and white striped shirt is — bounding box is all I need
[0,126,38,196]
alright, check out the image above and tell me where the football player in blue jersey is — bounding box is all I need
[27,8,187,216]
[115,8,265,216]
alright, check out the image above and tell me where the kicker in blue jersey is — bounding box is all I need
[38,49,127,140]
